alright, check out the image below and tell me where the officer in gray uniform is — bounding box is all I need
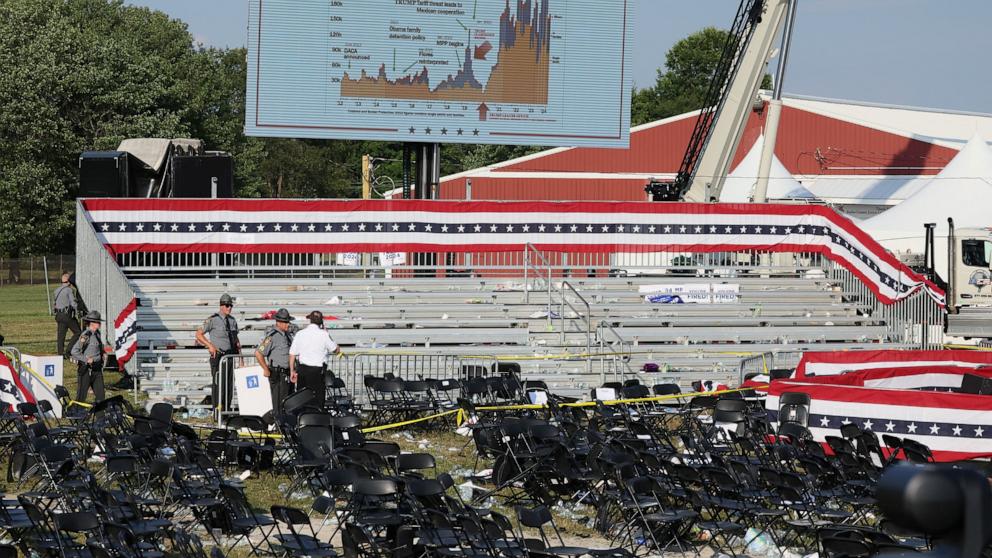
[195,294,241,411]
[70,311,110,404]
[53,273,81,358]
[255,308,297,418]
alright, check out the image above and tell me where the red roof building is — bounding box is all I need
[439,94,992,218]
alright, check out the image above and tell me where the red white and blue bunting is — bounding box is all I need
[0,353,36,409]
[769,366,992,462]
[796,349,992,378]
[81,199,944,306]
[113,297,139,368]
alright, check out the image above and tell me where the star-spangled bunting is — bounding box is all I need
[772,410,989,440]
[769,358,992,462]
[81,198,944,306]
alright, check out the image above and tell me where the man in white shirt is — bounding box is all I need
[289,310,342,409]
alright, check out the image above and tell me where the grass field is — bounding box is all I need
[0,283,58,356]
[0,283,130,400]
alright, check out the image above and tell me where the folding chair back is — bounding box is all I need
[653,383,681,396]
[297,425,334,461]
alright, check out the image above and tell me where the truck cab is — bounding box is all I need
[950,228,992,309]
[946,227,992,339]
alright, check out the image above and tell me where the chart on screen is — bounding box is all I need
[246,0,632,147]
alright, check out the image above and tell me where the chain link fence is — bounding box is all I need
[0,255,75,287]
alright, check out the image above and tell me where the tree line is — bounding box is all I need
[0,0,730,257]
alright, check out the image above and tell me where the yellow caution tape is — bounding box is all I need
[189,410,460,439]
[194,386,768,438]
[944,344,992,352]
[455,385,768,425]
[360,410,459,433]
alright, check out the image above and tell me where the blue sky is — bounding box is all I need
[127,0,992,114]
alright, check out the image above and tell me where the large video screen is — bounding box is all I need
[246,0,632,148]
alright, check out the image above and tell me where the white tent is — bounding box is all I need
[861,133,992,271]
[719,135,816,202]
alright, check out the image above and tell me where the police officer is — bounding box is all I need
[53,273,81,358]
[289,310,342,409]
[195,294,241,411]
[70,311,110,404]
[255,308,297,418]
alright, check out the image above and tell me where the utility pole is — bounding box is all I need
[361,154,372,200]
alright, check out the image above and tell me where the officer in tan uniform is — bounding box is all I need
[70,311,110,404]
[195,294,241,410]
[255,308,297,418]
[53,273,81,358]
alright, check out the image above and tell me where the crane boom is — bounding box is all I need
[648,0,792,202]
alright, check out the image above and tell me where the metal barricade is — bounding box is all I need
[347,352,497,407]
[738,350,804,384]
[216,352,255,426]
[216,352,358,425]
[826,258,945,350]
[0,346,23,367]
[771,351,804,373]
[738,352,772,384]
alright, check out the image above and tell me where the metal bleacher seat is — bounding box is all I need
[130,270,911,407]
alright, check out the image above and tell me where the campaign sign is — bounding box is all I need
[336,253,360,267]
[379,252,406,267]
[234,365,272,417]
[22,354,64,417]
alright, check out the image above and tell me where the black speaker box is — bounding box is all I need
[960,373,992,395]
[171,153,233,198]
[79,151,132,197]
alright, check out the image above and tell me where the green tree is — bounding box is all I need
[631,27,771,127]
[0,0,200,255]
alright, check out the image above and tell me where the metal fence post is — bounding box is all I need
[43,257,52,315]
[523,248,529,304]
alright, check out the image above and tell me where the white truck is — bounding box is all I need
[944,220,992,339]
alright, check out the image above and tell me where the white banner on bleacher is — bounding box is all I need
[712,283,740,303]
[336,253,360,267]
[379,251,406,267]
[640,284,739,304]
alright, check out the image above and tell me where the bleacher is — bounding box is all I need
[132,271,912,406]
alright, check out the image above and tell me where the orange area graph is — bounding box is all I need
[341,0,551,105]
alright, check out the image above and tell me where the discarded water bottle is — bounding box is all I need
[458,481,474,502]
[744,527,777,557]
